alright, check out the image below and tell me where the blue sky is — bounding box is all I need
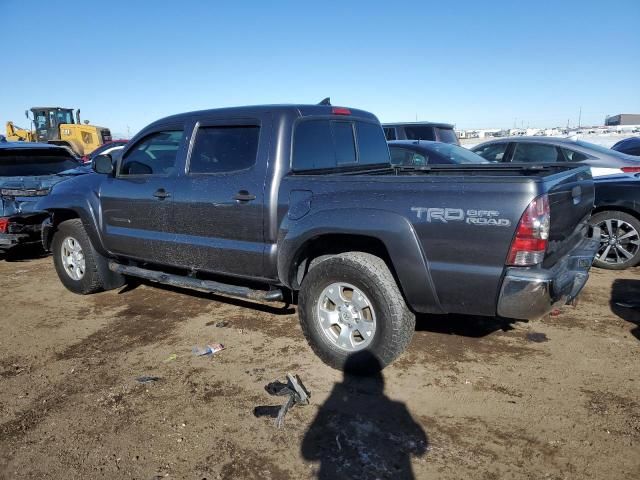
[1,0,639,136]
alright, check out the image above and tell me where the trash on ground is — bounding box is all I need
[136,375,160,384]
[192,343,225,356]
[163,354,177,363]
[254,373,310,428]
[615,301,640,309]
[526,332,549,343]
[215,320,229,328]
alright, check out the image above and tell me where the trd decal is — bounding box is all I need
[411,207,511,226]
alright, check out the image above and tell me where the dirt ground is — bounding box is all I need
[1,250,638,480]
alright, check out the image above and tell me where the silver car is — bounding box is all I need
[471,137,640,177]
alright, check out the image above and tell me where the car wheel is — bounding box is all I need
[52,219,125,294]
[298,251,415,372]
[590,210,640,270]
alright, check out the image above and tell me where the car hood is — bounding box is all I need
[0,166,91,218]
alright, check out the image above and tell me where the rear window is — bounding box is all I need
[332,122,356,165]
[435,127,459,144]
[357,122,391,165]
[293,119,390,171]
[403,126,436,141]
[0,149,78,176]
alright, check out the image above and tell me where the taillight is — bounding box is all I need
[0,218,8,234]
[332,107,351,116]
[621,167,640,173]
[507,194,550,266]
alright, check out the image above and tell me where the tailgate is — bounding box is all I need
[543,166,594,267]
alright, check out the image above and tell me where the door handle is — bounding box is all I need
[153,189,171,199]
[233,190,256,202]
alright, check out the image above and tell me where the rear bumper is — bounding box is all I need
[0,233,35,250]
[497,229,600,319]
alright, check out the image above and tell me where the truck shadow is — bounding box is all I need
[415,312,517,338]
[0,245,48,263]
[609,278,640,341]
[301,351,429,479]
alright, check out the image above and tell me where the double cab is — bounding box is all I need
[37,104,598,371]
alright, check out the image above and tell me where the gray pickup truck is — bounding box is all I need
[36,103,598,371]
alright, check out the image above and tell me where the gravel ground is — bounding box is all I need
[1,250,638,479]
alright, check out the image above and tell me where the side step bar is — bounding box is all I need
[108,261,284,302]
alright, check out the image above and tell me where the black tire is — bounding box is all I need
[298,252,415,372]
[52,219,125,294]
[589,210,640,270]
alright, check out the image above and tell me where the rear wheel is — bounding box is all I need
[298,252,415,372]
[52,219,125,294]
[590,210,640,270]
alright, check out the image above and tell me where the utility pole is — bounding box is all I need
[578,106,582,128]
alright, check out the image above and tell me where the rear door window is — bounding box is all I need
[473,142,508,162]
[390,147,426,166]
[189,126,259,174]
[512,143,562,163]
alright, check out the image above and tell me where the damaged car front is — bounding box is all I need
[0,143,88,252]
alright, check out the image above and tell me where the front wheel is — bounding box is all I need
[298,252,415,372]
[52,219,125,294]
[589,211,640,270]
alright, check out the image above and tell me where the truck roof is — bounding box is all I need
[382,121,455,129]
[148,104,379,126]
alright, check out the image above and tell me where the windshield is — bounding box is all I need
[575,140,638,160]
[0,149,79,176]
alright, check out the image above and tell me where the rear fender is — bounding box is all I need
[277,208,444,314]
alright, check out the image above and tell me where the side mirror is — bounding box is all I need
[93,154,114,175]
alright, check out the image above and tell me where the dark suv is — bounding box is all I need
[382,122,459,145]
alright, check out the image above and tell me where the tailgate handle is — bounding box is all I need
[153,188,171,199]
[233,190,256,202]
[571,186,582,205]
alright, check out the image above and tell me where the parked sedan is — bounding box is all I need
[389,140,489,166]
[472,137,640,177]
[590,173,640,270]
[0,143,88,252]
[611,137,640,157]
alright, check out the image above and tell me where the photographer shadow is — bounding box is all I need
[301,351,428,479]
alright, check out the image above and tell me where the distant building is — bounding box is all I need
[605,114,640,126]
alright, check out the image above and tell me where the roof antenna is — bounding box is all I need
[318,97,331,106]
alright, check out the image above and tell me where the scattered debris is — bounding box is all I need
[136,376,160,384]
[550,309,562,317]
[163,354,177,363]
[254,373,310,428]
[192,343,225,356]
[615,301,640,309]
[526,332,549,343]
[215,320,229,328]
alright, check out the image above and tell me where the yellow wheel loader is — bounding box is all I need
[5,107,112,156]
